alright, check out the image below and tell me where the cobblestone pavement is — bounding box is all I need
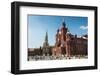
[28,55,88,61]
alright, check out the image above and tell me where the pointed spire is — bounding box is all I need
[62,18,65,23]
[43,31,49,47]
[62,18,66,27]
[57,29,59,33]
[45,31,48,42]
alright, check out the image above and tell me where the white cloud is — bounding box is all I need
[80,25,88,30]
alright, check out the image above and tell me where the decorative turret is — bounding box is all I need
[60,18,67,41]
[62,18,66,27]
[56,29,61,43]
[57,29,59,33]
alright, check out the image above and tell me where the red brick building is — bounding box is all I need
[52,20,88,57]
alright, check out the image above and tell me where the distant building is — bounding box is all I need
[28,47,42,57]
[52,19,88,57]
[42,32,52,56]
[28,32,52,57]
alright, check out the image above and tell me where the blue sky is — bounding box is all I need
[28,15,88,48]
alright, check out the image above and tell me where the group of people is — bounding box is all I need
[28,54,88,61]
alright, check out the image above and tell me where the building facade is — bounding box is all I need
[52,20,88,57]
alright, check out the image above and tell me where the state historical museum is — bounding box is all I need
[52,20,88,57]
